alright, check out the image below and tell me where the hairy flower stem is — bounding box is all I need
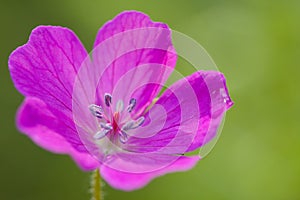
[91,169,102,200]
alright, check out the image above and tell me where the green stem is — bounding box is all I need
[91,169,102,200]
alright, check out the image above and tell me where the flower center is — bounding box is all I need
[88,93,144,145]
[112,112,120,132]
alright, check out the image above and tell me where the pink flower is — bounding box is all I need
[8,11,233,191]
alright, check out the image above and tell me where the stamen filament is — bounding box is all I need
[116,100,124,112]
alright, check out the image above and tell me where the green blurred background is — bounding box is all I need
[1,0,299,199]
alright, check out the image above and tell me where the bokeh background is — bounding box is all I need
[1,0,299,199]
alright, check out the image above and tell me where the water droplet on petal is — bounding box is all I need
[219,88,233,108]
[220,88,228,103]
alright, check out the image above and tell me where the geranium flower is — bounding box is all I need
[8,11,233,191]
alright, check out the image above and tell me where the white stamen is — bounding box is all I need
[94,129,110,140]
[88,104,103,118]
[119,131,128,144]
[132,116,145,129]
[127,98,136,112]
[116,100,124,112]
[100,122,113,130]
[121,116,145,131]
[121,121,135,131]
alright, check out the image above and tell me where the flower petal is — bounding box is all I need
[125,71,233,154]
[100,156,199,191]
[17,97,100,171]
[94,10,170,50]
[9,26,88,119]
[91,11,177,115]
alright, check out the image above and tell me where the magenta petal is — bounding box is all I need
[94,11,169,48]
[187,71,234,151]
[126,71,233,154]
[9,26,88,119]
[17,97,100,171]
[91,11,177,115]
[100,156,199,191]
